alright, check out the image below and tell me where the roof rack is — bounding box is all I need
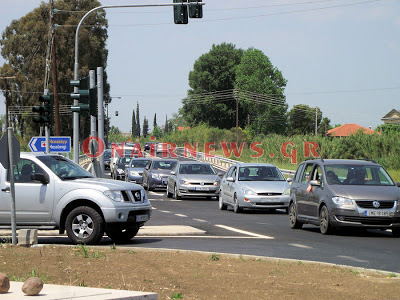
[302,157,324,162]
[359,158,377,164]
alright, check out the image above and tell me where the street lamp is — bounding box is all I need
[106,96,121,147]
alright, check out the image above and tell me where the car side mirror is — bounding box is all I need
[31,173,49,185]
[170,171,176,175]
[226,177,234,182]
[309,180,320,187]
[217,172,224,177]
[396,182,400,187]
[287,177,293,183]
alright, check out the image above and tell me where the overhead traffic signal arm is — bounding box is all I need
[173,0,203,24]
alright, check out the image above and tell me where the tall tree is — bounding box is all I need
[288,104,323,135]
[319,117,331,136]
[153,113,157,128]
[131,108,137,138]
[164,114,169,134]
[180,43,244,129]
[142,117,149,137]
[235,48,288,135]
[136,101,140,137]
[0,0,110,138]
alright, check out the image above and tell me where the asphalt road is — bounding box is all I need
[46,152,400,273]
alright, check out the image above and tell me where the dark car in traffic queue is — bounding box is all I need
[125,158,152,184]
[104,149,112,170]
[143,159,178,191]
[111,156,133,180]
[288,158,400,236]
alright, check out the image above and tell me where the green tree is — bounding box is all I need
[180,43,244,129]
[136,101,140,137]
[142,117,149,137]
[164,114,169,134]
[131,108,137,139]
[152,125,162,139]
[319,117,332,136]
[0,0,110,138]
[235,48,288,135]
[288,104,323,135]
[153,113,157,128]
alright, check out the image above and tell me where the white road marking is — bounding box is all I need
[136,236,271,239]
[193,218,207,223]
[337,255,368,263]
[170,200,183,202]
[289,243,313,249]
[159,210,171,213]
[175,214,188,218]
[149,192,165,196]
[215,224,274,239]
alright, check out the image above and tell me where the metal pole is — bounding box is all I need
[72,2,205,163]
[50,0,60,136]
[89,70,97,176]
[44,89,50,153]
[7,127,17,245]
[97,67,105,178]
[315,107,318,136]
[235,89,238,145]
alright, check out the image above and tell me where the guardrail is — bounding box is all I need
[79,154,91,166]
[175,147,296,177]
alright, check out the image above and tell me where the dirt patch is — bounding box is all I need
[0,245,399,300]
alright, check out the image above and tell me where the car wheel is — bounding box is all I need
[392,228,400,237]
[289,202,303,229]
[233,194,242,213]
[219,194,227,210]
[174,185,181,200]
[166,184,173,198]
[65,206,104,245]
[106,226,139,244]
[319,205,334,235]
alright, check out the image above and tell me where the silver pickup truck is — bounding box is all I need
[0,152,152,244]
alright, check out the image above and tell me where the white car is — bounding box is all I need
[0,153,152,244]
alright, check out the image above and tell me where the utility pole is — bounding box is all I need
[235,89,239,145]
[50,0,60,136]
[315,107,318,136]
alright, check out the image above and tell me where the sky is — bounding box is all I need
[1,0,400,134]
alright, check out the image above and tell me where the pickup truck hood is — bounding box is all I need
[63,178,142,192]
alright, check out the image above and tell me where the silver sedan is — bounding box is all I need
[219,163,291,213]
[166,162,222,200]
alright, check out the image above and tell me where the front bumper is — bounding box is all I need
[149,177,169,189]
[239,194,289,209]
[102,204,152,227]
[329,205,400,229]
[127,174,143,184]
[177,184,220,197]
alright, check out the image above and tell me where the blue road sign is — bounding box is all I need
[29,136,71,153]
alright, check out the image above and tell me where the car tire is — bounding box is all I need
[289,202,303,229]
[392,228,400,237]
[166,184,173,198]
[106,226,139,244]
[65,206,104,245]
[319,205,334,235]
[174,185,181,200]
[233,194,242,213]
[219,194,227,210]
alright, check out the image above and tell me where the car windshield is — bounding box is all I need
[118,157,131,165]
[130,160,150,168]
[104,151,111,159]
[179,164,216,175]
[37,155,94,180]
[324,164,395,186]
[238,166,285,181]
[153,161,176,170]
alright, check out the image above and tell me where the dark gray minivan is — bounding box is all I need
[289,159,400,236]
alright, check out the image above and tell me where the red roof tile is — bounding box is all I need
[326,123,379,137]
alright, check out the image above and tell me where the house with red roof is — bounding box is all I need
[326,123,380,137]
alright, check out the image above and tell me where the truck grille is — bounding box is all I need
[257,192,282,196]
[121,190,143,203]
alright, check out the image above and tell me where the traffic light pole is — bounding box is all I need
[97,67,105,178]
[89,70,97,176]
[44,89,50,154]
[72,1,205,163]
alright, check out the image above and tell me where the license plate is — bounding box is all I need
[195,187,209,191]
[364,210,390,217]
[136,215,149,222]
[260,198,277,203]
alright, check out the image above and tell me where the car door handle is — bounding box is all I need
[1,187,10,193]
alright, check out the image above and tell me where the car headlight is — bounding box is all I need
[117,168,124,174]
[180,179,190,185]
[152,173,160,179]
[104,190,124,202]
[244,189,257,195]
[332,196,355,209]
[213,181,220,186]
[130,171,139,176]
[283,188,290,196]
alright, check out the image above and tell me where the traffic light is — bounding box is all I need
[32,94,53,125]
[173,0,188,24]
[70,77,97,117]
[189,0,203,18]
